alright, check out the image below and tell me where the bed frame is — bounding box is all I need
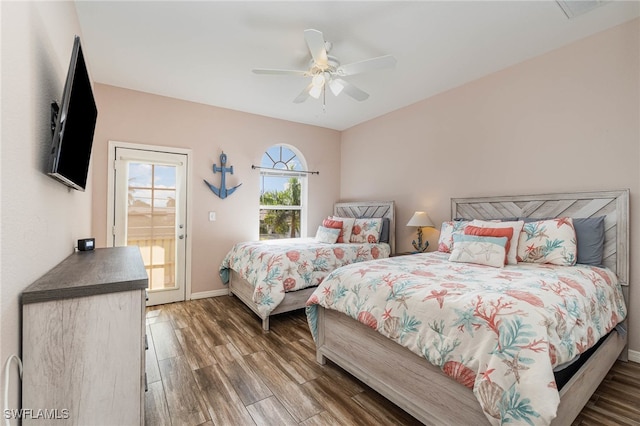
[315,190,629,425]
[229,200,395,331]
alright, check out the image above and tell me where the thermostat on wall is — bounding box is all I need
[77,238,95,251]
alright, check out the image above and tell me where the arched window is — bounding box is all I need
[259,145,308,240]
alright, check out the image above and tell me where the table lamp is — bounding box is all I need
[406,211,435,252]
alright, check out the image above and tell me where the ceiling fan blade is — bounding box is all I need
[328,78,344,96]
[304,29,328,66]
[252,69,308,76]
[334,78,369,101]
[293,83,313,103]
[337,55,397,76]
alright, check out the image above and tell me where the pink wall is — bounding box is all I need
[91,86,341,294]
[341,19,640,353]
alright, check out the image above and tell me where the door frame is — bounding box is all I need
[106,140,193,302]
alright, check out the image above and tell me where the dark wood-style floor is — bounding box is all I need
[145,296,640,426]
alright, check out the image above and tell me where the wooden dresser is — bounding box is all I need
[21,246,148,425]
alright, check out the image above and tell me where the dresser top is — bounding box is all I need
[22,246,149,304]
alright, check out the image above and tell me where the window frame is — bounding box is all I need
[259,145,308,239]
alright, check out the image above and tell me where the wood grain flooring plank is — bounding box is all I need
[146,305,173,324]
[175,326,219,370]
[159,355,209,426]
[574,406,639,426]
[591,393,640,420]
[151,319,184,361]
[352,387,423,426]
[246,396,298,426]
[320,361,365,396]
[167,302,191,329]
[280,338,325,380]
[218,318,266,355]
[144,380,171,426]
[210,342,244,369]
[145,324,162,384]
[192,364,256,426]
[219,357,273,406]
[301,374,385,426]
[260,347,309,385]
[596,381,640,407]
[246,350,324,422]
[192,314,230,349]
[299,410,344,426]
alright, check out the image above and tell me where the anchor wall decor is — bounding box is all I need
[204,152,242,199]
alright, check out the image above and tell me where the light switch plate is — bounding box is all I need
[208,211,216,221]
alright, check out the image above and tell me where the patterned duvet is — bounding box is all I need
[219,238,390,317]
[306,252,626,426]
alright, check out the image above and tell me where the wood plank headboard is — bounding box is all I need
[334,201,395,254]
[451,190,629,286]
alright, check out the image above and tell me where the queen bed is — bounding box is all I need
[306,190,629,425]
[220,200,395,330]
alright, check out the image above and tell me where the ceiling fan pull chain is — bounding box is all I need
[322,85,327,112]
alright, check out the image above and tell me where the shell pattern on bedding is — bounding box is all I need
[305,251,627,426]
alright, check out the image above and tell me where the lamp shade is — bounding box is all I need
[406,211,434,228]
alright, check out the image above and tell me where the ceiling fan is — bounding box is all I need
[252,29,397,104]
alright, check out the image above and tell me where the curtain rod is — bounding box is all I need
[251,165,319,175]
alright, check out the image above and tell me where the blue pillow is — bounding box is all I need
[573,217,605,266]
[379,217,390,244]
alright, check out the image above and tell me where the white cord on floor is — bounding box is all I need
[3,355,22,426]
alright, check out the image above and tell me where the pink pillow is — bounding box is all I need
[323,218,344,242]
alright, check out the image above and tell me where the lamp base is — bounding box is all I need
[411,240,429,253]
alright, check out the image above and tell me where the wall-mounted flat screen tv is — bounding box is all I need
[48,35,98,191]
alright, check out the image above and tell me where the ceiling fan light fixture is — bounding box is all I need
[309,84,323,99]
[311,73,325,88]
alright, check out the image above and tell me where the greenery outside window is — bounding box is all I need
[259,145,307,240]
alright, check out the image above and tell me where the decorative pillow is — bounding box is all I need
[470,220,524,265]
[322,218,344,242]
[350,218,383,244]
[449,234,508,268]
[520,216,605,266]
[379,217,391,244]
[331,216,356,243]
[573,216,605,266]
[315,226,341,244]
[464,225,513,264]
[438,221,470,253]
[517,218,577,265]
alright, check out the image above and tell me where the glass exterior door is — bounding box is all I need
[114,148,187,305]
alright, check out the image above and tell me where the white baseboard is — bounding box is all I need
[190,289,229,299]
[628,349,640,363]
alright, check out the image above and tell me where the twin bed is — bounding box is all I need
[220,201,395,330]
[306,189,629,425]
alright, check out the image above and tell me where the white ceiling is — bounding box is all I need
[75,1,639,131]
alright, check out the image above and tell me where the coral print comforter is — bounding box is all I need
[306,252,627,426]
[220,238,390,317]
